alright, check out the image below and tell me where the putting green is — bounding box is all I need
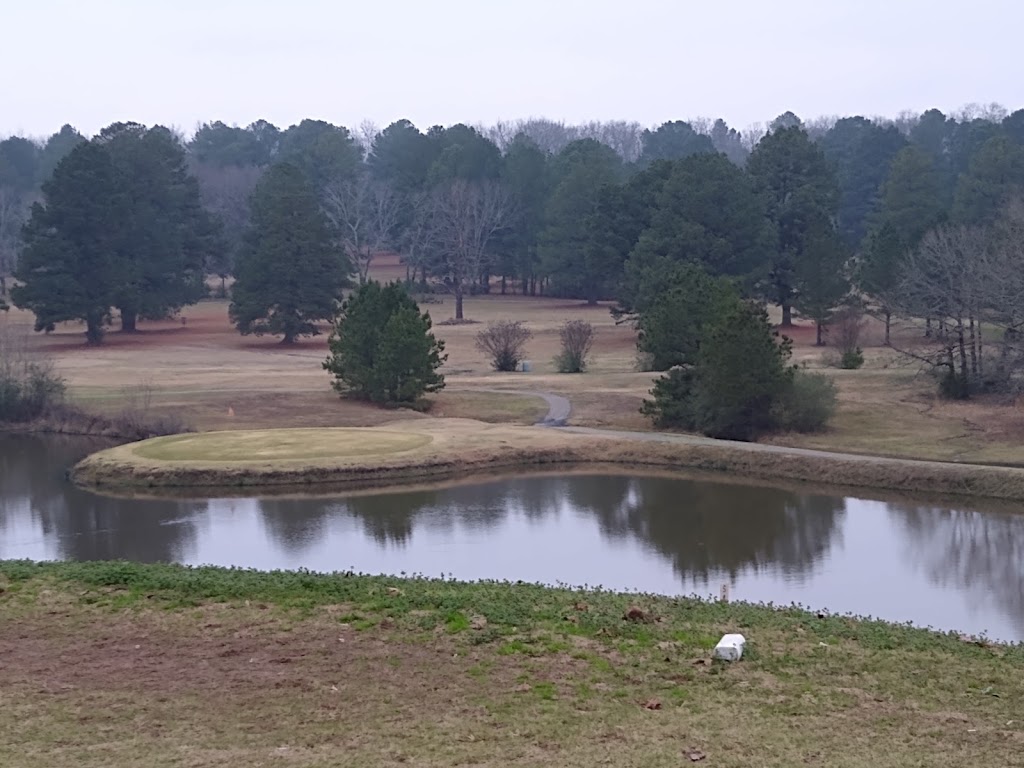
[133,428,433,463]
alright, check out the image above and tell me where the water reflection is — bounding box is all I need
[0,435,205,563]
[2,435,1024,640]
[890,503,1024,638]
[562,475,845,583]
[314,475,845,584]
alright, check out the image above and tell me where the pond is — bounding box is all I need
[2,434,1023,642]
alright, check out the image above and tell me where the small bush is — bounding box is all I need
[840,347,865,370]
[639,366,697,428]
[555,320,594,373]
[0,326,67,422]
[938,367,971,400]
[0,362,66,422]
[772,371,837,433]
[832,306,867,353]
[476,320,532,372]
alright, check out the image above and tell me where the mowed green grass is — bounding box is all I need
[133,428,432,463]
[0,561,1021,768]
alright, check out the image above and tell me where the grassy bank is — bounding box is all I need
[0,560,1020,768]
[72,418,1024,501]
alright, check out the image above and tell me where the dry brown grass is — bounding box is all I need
[2,567,1021,768]
[7,254,1024,466]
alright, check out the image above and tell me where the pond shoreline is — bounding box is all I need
[70,418,1024,501]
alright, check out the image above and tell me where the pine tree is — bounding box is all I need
[792,215,850,345]
[99,124,218,331]
[747,127,840,326]
[692,302,794,440]
[323,281,446,403]
[13,142,122,344]
[230,163,351,343]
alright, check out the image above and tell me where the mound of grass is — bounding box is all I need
[133,428,432,463]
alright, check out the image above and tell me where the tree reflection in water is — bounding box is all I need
[8,434,1024,640]
[889,503,1024,638]
[0,435,204,563]
[255,473,844,587]
[564,474,845,585]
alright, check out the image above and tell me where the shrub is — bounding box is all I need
[639,366,697,428]
[833,305,866,354]
[324,281,446,404]
[0,362,66,422]
[690,302,794,441]
[0,325,67,422]
[772,370,837,433]
[475,320,532,372]
[641,300,798,441]
[840,347,865,370]
[555,320,594,373]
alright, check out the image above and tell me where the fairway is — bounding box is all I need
[134,428,432,463]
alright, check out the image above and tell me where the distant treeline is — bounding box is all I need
[2,106,1024,358]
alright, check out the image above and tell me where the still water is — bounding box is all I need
[2,434,1023,642]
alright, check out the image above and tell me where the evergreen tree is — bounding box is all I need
[859,146,949,341]
[231,162,351,343]
[638,121,715,166]
[323,281,446,403]
[747,126,840,326]
[819,117,907,245]
[498,134,549,294]
[540,140,623,302]
[278,119,363,192]
[627,152,774,290]
[641,299,796,441]
[13,142,122,344]
[694,301,795,440]
[792,214,849,345]
[952,135,1024,224]
[36,125,86,184]
[636,264,738,370]
[426,124,503,183]
[857,222,903,345]
[99,123,217,331]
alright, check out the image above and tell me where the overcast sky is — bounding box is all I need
[2,0,1022,139]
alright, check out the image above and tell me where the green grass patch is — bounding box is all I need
[133,428,432,463]
[2,560,1023,767]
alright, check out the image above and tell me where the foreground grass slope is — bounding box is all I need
[1,561,1021,767]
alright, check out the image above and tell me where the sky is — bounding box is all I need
[2,0,1022,139]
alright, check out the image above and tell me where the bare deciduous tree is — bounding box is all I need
[740,123,767,151]
[891,216,1024,397]
[428,180,511,320]
[577,120,644,163]
[831,305,867,355]
[355,119,379,155]
[191,162,263,290]
[508,118,578,156]
[322,172,401,283]
[0,186,30,297]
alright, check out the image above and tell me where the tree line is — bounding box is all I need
[3,106,1024,371]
